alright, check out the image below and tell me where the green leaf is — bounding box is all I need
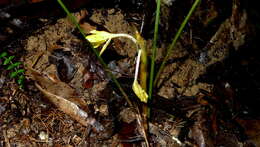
[3,56,15,65]
[17,75,25,85]
[10,69,25,78]
[0,52,8,59]
[19,85,24,89]
[6,62,22,70]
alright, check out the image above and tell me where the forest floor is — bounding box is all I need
[1,0,260,146]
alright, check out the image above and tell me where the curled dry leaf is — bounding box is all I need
[48,49,77,83]
[28,68,104,132]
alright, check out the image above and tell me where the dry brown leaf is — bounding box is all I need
[80,22,96,34]
[28,68,104,131]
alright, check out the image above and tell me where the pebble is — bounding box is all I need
[6,128,16,138]
[38,131,49,141]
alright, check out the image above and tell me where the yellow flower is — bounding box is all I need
[85,30,137,55]
[132,49,148,103]
[86,29,148,103]
[85,30,112,47]
[132,80,148,103]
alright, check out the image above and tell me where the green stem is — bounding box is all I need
[154,0,200,86]
[57,0,85,37]
[148,0,161,114]
[57,0,133,107]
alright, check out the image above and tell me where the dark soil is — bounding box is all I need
[1,0,260,146]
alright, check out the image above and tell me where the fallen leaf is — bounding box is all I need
[28,68,104,132]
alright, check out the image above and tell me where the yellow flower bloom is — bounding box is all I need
[85,30,137,55]
[85,30,113,48]
[132,49,148,103]
[86,29,148,103]
[132,80,148,103]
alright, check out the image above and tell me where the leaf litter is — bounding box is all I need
[1,0,259,146]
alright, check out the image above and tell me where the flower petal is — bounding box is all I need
[85,30,114,48]
[132,80,148,103]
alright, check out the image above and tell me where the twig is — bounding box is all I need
[3,130,11,147]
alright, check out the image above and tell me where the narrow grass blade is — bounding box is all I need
[148,0,161,117]
[154,0,201,86]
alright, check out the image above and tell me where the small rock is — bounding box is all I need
[6,128,16,138]
[161,0,176,6]
[10,18,23,28]
[0,104,6,115]
[99,104,109,116]
[38,131,48,141]
[119,108,136,124]
[0,75,6,88]
[0,11,11,19]
[72,135,82,145]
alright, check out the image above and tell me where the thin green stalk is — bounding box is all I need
[57,0,133,107]
[57,0,85,37]
[154,0,201,86]
[148,0,161,113]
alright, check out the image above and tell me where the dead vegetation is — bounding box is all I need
[1,0,260,146]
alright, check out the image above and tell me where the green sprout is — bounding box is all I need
[0,51,25,88]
